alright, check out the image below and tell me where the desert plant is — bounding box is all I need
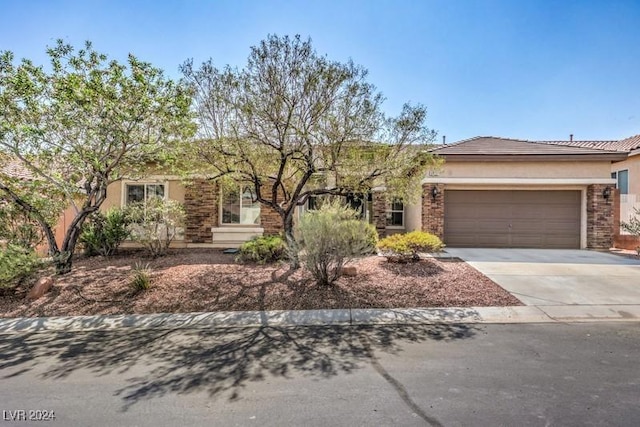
[130,262,152,292]
[377,230,444,263]
[127,198,185,257]
[236,235,287,264]
[0,244,42,288]
[621,207,640,256]
[79,208,131,257]
[296,199,378,286]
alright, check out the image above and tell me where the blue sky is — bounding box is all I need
[1,0,639,142]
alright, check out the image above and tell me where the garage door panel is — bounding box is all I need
[510,235,545,247]
[509,219,579,233]
[446,233,510,247]
[545,235,581,248]
[444,190,580,249]
[474,235,511,247]
[446,205,511,219]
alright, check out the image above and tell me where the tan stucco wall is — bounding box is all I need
[440,161,611,179]
[612,156,640,195]
[169,181,185,204]
[102,182,123,211]
[404,201,422,232]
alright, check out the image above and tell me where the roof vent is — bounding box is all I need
[570,134,574,142]
[442,135,446,145]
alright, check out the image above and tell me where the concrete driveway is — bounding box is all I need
[445,248,640,306]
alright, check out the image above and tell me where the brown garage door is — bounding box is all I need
[444,190,581,248]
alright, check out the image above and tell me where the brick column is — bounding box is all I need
[261,207,283,235]
[260,184,285,235]
[422,184,444,239]
[371,191,387,237]
[184,180,218,243]
[586,184,614,249]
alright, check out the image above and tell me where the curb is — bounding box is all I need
[1,305,639,334]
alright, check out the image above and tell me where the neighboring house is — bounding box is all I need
[539,134,640,249]
[0,160,76,253]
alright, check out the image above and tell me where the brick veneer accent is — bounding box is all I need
[184,180,218,243]
[259,184,285,235]
[586,184,615,249]
[261,205,283,235]
[421,184,444,239]
[371,191,387,237]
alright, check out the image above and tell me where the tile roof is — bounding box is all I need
[432,136,624,156]
[537,135,640,152]
[0,159,35,180]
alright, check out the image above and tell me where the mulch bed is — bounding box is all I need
[0,249,522,318]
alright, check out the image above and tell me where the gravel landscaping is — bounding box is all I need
[0,249,522,318]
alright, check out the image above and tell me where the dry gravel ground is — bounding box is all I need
[0,249,521,317]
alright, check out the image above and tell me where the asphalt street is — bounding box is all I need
[0,323,638,426]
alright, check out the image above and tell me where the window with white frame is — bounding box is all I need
[125,183,166,206]
[221,186,261,225]
[386,199,404,227]
[612,170,629,194]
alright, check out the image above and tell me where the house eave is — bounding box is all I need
[440,153,628,162]
[421,177,617,185]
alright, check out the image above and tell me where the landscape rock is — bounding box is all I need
[341,266,357,277]
[27,277,55,300]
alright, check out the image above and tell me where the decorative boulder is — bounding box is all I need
[27,277,54,300]
[341,266,358,277]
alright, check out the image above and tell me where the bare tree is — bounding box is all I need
[181,34,438,267]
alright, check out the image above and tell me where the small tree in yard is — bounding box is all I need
[127,198,185,258]
[621,207,640,256]
[0,40,194,273]
[181,34,440,268]
[297,199,378,286]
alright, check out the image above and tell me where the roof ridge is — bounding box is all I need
[439,136,533,147]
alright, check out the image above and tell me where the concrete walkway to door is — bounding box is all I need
[445,248,640,307]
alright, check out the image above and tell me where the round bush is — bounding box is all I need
[377,231,444,262]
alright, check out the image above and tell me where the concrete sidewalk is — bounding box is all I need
[1,304,639,334]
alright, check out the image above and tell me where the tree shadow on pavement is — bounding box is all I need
[0,323,478,412]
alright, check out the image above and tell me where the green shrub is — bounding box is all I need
[236,235,287,264]
[377,230,444,263]
[0,202,44,249]
[80,208,131,257]
[127,198,185,257]
[0,244,42,288]
[297,199,378,286]
[130,262,152,292]
[621,208,640,256]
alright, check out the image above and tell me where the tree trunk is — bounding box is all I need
[55,209,93,275]
[283,213,300,269]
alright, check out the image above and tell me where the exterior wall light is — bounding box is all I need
[602,187,611,200]
[431,186,440,201]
